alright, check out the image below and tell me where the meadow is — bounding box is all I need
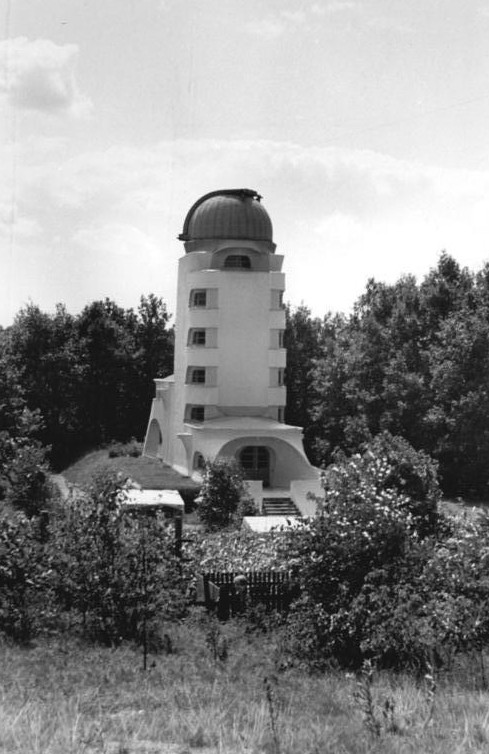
[3,446,489,754]
[2,618,489,754]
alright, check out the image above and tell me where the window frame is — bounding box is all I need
[190,368,206,384]
[190,289,207,308]
[189,328,206,346]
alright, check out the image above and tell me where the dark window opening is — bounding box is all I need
[190,406,205,422]
[191,368,206,384]
[191,290,207,307]
[190,329,206,346]
[224,255,251,269]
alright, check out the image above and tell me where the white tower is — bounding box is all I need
[144,189,320,515]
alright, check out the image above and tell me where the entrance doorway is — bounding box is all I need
[239,446,271,487]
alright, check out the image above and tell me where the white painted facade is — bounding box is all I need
[144,189,321,514]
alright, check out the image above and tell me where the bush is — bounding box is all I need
[281,434,489,670]
[183,528,289,575]
[362,432,442,537]
[197,457,253,530]
[0,513,51,642]
[281,440,424,668]
[107,438,141,458]
[325,432,441,538]
[49,470,185,644]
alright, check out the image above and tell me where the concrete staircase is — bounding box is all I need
[262,497,301,517]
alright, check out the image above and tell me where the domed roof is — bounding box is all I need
[179,189,273,244]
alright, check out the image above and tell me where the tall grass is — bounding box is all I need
[2,618,489,753]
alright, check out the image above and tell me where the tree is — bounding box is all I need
[284,305,334,461]
[0,348,51,517]
[198,457,253,530]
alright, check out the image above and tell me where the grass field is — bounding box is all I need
[62,449,200,495]
[3,618,489,754]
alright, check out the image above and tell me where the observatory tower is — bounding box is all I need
[144,189,320,514]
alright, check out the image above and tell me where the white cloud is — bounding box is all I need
[246,17,288,40]
[73,223,161,260]
[312,1,358,15]
[2,137,489,325]
[247,1,359,37]
[0,37,92,117]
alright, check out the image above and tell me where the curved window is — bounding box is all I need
[224,254,251,269]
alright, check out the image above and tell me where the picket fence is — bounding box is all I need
[195,570,299,620]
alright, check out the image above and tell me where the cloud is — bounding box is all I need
[312,1,358,15]
[246,16,289,40]
[1,137,489,325]
[247,1,360,38]
[0,37,92,117]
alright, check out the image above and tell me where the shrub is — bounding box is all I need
[0,412,52,519]
[107,438,141,458]
[325,432,441,537]
[281,442,421,668]
[197,457,253,530]
[49,470,185,644]
[0,513,51,642]
[362,432,442,537]
[183,528,290,575]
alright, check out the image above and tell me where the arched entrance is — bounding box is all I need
[238,446,271,487]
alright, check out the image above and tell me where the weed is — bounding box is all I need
[423,658,436,729]
[263,675,281,754]
[354,660,381,737]
[204,619,228,664]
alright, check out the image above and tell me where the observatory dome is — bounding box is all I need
[179,189,273,246]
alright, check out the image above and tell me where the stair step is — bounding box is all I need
[262,498,301,517]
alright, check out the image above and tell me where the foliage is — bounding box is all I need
[2,296,173,468]
[282,467,414,668]
[286,254,489,499]
[49,470,185,644]
[281,438,489,670]
[347,513,489,670]
[0,513,50,642]
[183,528,290,576]
[107,438,142,458]
[197,457,253,530]
[0,350,51,518]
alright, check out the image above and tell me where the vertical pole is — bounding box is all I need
[142,525,148,672]
[175,514,182,560]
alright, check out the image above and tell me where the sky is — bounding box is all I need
[1,0,489,327]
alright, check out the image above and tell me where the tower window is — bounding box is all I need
[191,368,206,384]
[190,406,205,422]
[189,329,206,346]
[224,255,251,269]
[278,368,285,386]
[190,289,207,307]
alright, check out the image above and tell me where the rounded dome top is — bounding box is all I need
[179,189,273,244]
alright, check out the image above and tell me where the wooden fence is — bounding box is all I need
[195,570,300,620]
